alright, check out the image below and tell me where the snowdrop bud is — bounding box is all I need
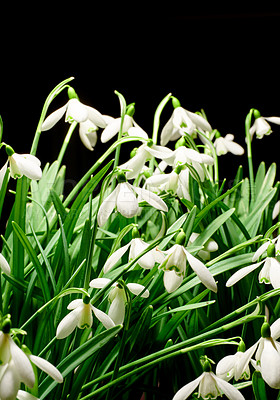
[267,243,276,258]
[130,147,138,158]
[175,136,186,149]
[214,130,221,138]
[147,139,154,148]
[175,230,186,246]
[5,144,14,157]
[202,359,212,372]
[126,103,135,117]
[68,86,79,100]
[172,96,181,108]
[253,109,262,119]
[261,322,271,338]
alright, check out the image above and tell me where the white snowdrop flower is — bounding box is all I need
[78,120,98,151]
[160,103,212,146]
[226,238,280,289]
[41,97,108,132]
[214,134,244,156]
[1,146,42,184]
[173,357,245,400]
[118,126,173,179]
[90,279,149,325]
[163,146,214,182]
[188,232,218,261]
[103,234,164,273]
[56,298,115,339]
[145,168,191,201]
[158,232,217,293]
[0,326,63,399]
[97,177,168,226]
[234,320,280,389]
[0,253,11,275]
[216,340,250,382]
[249,109,280,140]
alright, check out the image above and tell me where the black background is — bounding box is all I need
[1,7,280,187]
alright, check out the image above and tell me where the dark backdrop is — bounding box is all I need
[1,8,280,187]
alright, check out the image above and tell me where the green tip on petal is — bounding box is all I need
[261,322,271,338]
[171,96,181,109]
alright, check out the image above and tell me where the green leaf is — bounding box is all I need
[39,325,123,399]
[252,371,267,400]
[12,221,51,302]
[50,188,68,222]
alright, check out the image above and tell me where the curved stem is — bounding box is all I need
[245,109,255,203]
[56,121,77,168]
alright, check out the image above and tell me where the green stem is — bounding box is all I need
[152,93,172,144]
[30,77,74,156]
[113,91,127,175]
[56,121,77,168]
[245,108,255,203]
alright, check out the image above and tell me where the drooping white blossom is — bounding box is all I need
[160,106,212,146]
[56,298,115,339]
[90,279,149,325]
[249,114,280,140]
[97,180,168,226]
[214,134,244,156]
[158,243,217,293]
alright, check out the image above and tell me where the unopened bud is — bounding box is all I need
[261,322,271,338]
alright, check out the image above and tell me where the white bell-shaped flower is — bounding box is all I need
[214,134,244,156]
[0,253,11,275]
[90,279,149,325]
[173,357,245,400]
[56,298,115,339]
[97,179,168,226]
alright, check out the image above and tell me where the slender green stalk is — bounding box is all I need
[30,77,74,156]
[152,92,172,144]
[245,108,255,203]
[56,121,78,168]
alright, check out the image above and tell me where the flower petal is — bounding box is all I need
[79,121,98,151]
[133,186,168,212]
[126,283,149,298]
[0,253,11,275]
[268,258,280,289]
[41,103,68,131]
[184,250,217,292]
[9,338,35,388]
[90,277,112,288]
[172,375,202,400]
[215,376,245,399]
[85,105,107,128]
[103,243,130,273]
[235,341,259,380]
[97,186,118,226]
[163,270,183,293]
[216,354,237,381]
[261,338,280,389]
[101,118,121,143]
[92,306,116,329]
[116,183,139,218]
[56,307,81,339]
[29,355,63,383]
[17,390,40,400]
[270,318,280,340]
[253,242,270,262]
[226,262,263,287]
[0,361,20,400]
[66,99,88,123]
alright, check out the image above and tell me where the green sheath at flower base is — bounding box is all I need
[172,96,181,109]
[267,243,276,258]
[4,144,15,157]
[175,137,186,149]
[132,226,140,239]
[237,338,246,352]
[1,318,11,334]
[253,109,262,119]
[175,230,186,246]
[261,322,271,338]
[126,103,135,117]
[117,172,127,183]
[68,86,79,100]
